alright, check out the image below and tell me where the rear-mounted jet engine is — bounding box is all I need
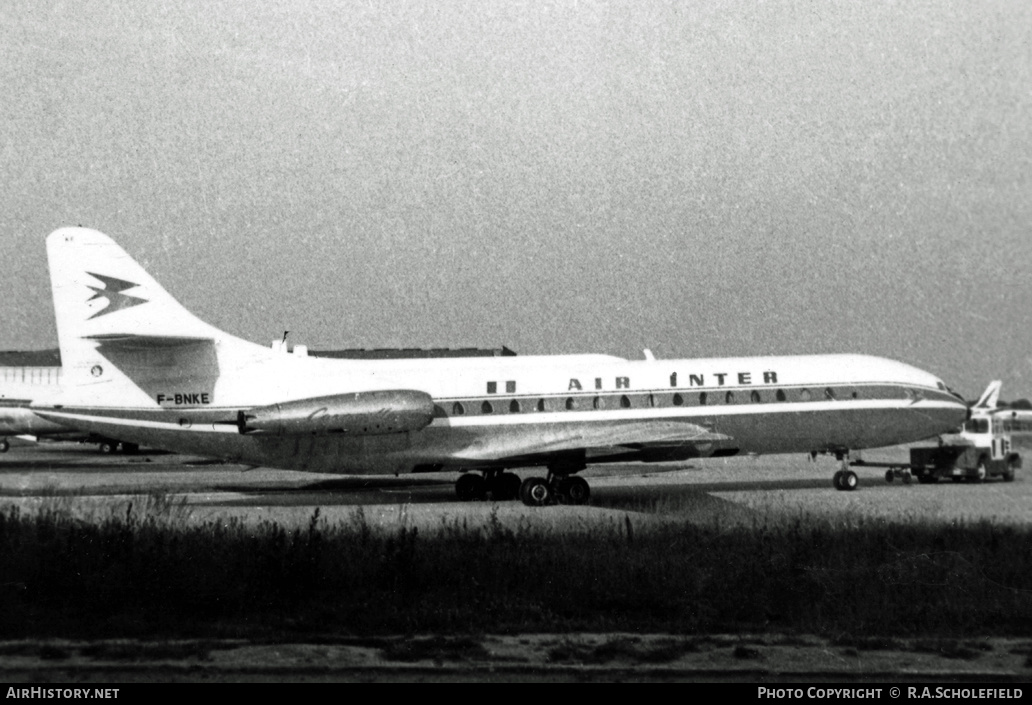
[237,390,435,436]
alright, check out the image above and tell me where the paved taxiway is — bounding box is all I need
[4,442,1031,682]
[1,442,1029,530]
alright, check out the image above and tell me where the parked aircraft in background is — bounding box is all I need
[0,365,135,453]
[971,382,1032,453]
[0,405,81,453]
[31,227,969,505]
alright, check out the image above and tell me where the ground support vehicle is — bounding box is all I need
[853,400,1020,484]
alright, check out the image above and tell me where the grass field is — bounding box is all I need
[2,488,1031,641]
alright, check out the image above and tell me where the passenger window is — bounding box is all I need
[647,394,655,407]
[799,389,811,401]
[510,400,521,413]
[566,397,576,410]
[593,396,602,410]
[750,390,761,403]
[673,393,683,406]
[481,401,493,414]
[775,389,786,402]
[699,392,708,406]
[725,391,735,404]
[536,399,546,412]
[825,387,836,400]
[452,402,465,416]
[620,395,631,408]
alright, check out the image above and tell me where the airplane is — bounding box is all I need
[0,406,78,452]
[971,380,1002,411]
[28,227,969,505]
[0,405,139,454]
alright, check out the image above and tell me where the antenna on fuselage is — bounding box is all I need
[272,330,291,353]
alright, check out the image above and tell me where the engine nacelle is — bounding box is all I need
[238,390,435,436]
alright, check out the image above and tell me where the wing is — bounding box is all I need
[453,419,730,465]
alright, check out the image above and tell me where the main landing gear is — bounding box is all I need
[454,470,522,502]
[452,469,593,507]
[519,473,590,507]
[831,450,858,491]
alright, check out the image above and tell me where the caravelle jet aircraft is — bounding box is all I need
[31,228,968,506]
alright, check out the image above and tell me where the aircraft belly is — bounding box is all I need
[719,406,962,453]
[415,405,964,463]
[35,401,964,473]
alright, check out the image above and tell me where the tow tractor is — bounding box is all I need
[852,381,1020,485]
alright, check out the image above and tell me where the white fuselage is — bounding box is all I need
[36,351,968,474]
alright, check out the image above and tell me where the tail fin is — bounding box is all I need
[972,380,1002,410]
[46,227,268,398]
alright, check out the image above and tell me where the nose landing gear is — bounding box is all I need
[831,450,858,491]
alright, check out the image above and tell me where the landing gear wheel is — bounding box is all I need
[455,473,486,501]
[520,477,551,507]
[99,442,116,454]
[0,439,8,453]
[885,469,894,483]
[121,442,140,455]
[902,470,913,484]
[834,470,858,491]
[489,472,522,501]
[559,476,590,505]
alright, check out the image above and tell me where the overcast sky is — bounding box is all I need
[2,1,1030,399]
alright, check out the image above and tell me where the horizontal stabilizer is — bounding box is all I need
[85,334,214,350]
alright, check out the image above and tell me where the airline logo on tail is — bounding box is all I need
[87,272,147,319]
[973,380,1002,410]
